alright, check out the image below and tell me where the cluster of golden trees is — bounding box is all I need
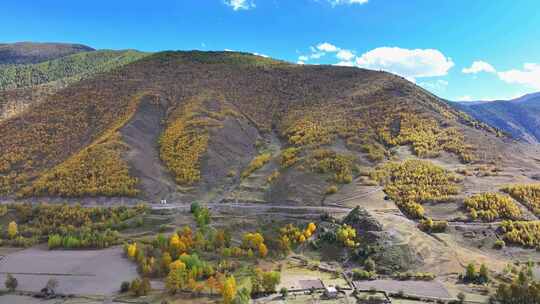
[502,184,540,216]
[337,224,359,248]
[500,220,540,248]
[307,149,355,184]
[371,159,461,219]
[279,147,302,168]
[464,193,522,222]
[0,75,147,196]
[241,153,271,178]
[418,218,448,233]
[123,225,276,302]
[266,170,280,184]
[20,135,139,198]
[277,222,317,253]
[159,97,241,185]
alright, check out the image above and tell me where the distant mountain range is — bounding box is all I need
[0,42,94,65]
[452,92,540,144]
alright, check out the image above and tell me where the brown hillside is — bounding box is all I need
[0,51,505,203]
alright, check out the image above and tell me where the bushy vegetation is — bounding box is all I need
[461,263,489,284]
[20,134,139,197]
[491,268,540,304]
[0,50,148,90]
[1,50,483,198]
[0,203,145,248]
[160,97,241,185]
[307,149,355,184]
[500,220,540,248]
[277,222,317,254]
[502,184,540,216]
[352,269,376,280]
[380,114,475,163]
[0,85,146,196]
[122,207,289,303]
[464,193,522,222]
[279,147,302,168]
[418,218,448,233]
[241,153,271,178]
[392,271,435,281]
[371,160,461,219]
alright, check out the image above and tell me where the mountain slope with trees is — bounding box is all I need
[0,42,93,65]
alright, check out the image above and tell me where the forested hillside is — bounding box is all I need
[0,42,93,65]
[0,50,149,121]
[0,51,505,203]
[0,49,147,90]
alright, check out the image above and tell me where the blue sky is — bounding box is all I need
[2,0,540,101]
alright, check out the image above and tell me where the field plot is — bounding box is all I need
[353,279,452,300]
[0,246,137,295]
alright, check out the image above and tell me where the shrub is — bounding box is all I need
[352,269,375,280]
[5,273,17,291]
[418,218,448,233]
[120,281,130,293]
[241,153,271,178]
[493,239,506,249]
[364,257,376,272]
[325,185,338,195]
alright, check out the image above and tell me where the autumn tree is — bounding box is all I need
[223,276,237,304]
[7,221,17,239]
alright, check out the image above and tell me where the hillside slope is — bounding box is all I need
[0,51,506,204]
[0,42,93,65]
[4,50,540,279]
[0,50,149,121]
[453,93,540,143]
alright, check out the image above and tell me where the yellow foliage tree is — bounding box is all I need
[258,243,268,258]
[7,221,17,239]
[222,276,237,304]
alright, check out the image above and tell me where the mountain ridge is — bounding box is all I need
[453,92,540,143]
[0,42,94,65]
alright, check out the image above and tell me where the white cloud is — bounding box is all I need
[498,63,540,90]
[298,55,309,61]
[335,61,355,67]
[297,60,305,65]
[355,47,454,81]
[419,79,448,90]
[252,52,269,58]
[457,95,473,102]
[336,49,355,61]
[462,60,496,74]
[224,0,254,11]
[310,52,325,59]
[329,0,368,5]
[316,42,339,52]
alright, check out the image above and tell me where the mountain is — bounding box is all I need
[453,92,540,143]
[0,42,94,65]
[3,49,540,286]
[0,49,149,121]
[0,50,505,203]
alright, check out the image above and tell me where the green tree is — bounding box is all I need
[464,263,476,282]
[478,264,489,283]
[364,257,376,272]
